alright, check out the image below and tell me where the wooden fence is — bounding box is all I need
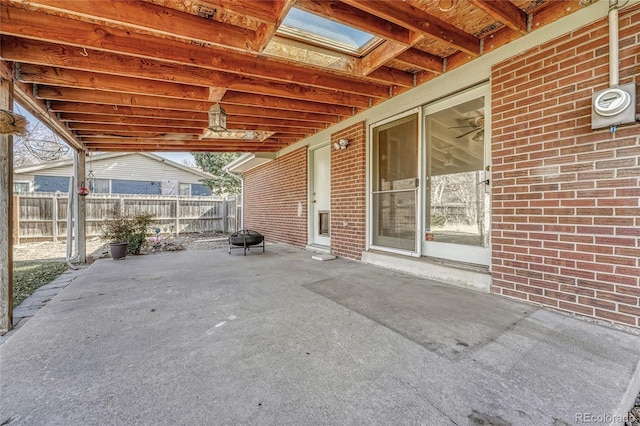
[12,192,241,243]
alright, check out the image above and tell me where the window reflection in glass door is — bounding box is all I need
[426,97,486,247]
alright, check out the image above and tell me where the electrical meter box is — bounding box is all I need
[591,83,637,129]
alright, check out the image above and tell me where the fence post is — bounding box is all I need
[52,192,58,242]
[12,194,19,245]
[175,196,180,236]
[222,198,228,233]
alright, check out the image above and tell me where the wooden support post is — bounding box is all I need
[0,62,15,333]
[75,151,86,262]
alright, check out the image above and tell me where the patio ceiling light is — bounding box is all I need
[202,103,274,141]
[207,103,227,131]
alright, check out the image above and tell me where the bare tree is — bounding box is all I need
[13,106,72,167]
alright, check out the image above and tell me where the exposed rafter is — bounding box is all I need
[341,0,481,57]
[0,0,591,153]
[468,0,528,35]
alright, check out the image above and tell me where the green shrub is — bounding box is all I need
[101,209,156,255]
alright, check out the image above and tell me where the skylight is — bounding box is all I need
[278,8,382,57]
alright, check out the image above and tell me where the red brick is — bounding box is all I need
[596,291,638,306]
[578,296,615,311]
[244,147,308,248]
[619,305,640,318]
[559,284,594,297]
[594,309,637,326]
[558,301,594,316]
[529,294,559,307]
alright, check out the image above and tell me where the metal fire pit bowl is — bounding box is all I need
[228,229,265,256]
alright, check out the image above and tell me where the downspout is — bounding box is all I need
[608,0,640,123]
[608,0,619,87]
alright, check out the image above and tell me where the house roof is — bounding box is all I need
[1,0,602,153]
[14,152,214,179]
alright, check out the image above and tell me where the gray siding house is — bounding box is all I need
[14,152,213,196]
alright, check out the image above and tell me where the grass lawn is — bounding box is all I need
[13,261,68,308]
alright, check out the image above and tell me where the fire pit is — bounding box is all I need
[228,229,265,256]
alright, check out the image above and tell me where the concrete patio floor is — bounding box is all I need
[1,244,639,425]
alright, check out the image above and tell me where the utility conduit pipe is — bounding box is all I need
[608,0,619,87]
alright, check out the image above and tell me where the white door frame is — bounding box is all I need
[367,107,422,257]
[308,143,331,247]
[420,84,491,266]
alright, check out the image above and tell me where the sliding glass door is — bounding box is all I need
[422,90,490,265]
[370,112,419,253]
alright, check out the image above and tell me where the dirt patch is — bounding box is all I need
[13,232,230,263]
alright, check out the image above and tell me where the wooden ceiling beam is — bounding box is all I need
[13,0,260,51]
[192,0,281,23]
[69,124,202,133]
[394,49,444,74]
[11,80,84,151]
[468,0,528,36]
[49,102,339,124]
[81,141,286,148]
[0,5,391,99]
[531,1,586,31]
[61,116,203,128]
[482,0,586,56]
[71,124,314,135]
[79,132,310,141]
[294,0,415,45]
[360,41,410,76]
[84,143,284,153]
[59,113,324,130]
[219,92,353,116]
[255,0,295,50]
[1,37,377,107]
[76,131,202,139]
[341,0,480,57]
[366,67,414,88]
[82,137,296,146]
[80,136,296,144]
[35,86,354,116]
[16,64,211,101]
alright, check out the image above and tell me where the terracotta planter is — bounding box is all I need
[109,242,128,260]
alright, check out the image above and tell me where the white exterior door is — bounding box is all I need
[311,145,331,247]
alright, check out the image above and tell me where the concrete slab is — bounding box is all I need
[311,253,336,261]
[1,245,639,425]
[0,265,88,346]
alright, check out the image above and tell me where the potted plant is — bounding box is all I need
[101,208,155,260]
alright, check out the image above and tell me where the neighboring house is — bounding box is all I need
[14,152,213,196]
[229,6,640,330]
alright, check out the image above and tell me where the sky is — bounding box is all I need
[15,102,196,166]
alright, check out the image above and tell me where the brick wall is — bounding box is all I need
[491,5,640,328]
[243,147,308,247]
[331,122,367,260]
